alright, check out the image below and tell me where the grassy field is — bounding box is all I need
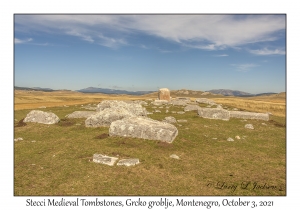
[14,90,286,196]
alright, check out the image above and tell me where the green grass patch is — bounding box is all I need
[14,104,286,196]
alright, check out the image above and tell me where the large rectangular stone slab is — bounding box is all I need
[198,108,230,121]
[109,117,178,143]
[230,111,269,121]
[93,154,118,166]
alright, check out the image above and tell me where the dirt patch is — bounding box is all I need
[14,118,27,127]
[58,119,76,127]
[156,141,173,148]
[94,133,109,139]
[269,120,286,127]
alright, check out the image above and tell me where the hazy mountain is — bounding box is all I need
[76,87,156,95]
[207,89,278,97]
[207,89,253,96]
[14,86,54,92]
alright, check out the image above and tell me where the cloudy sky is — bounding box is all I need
[14,14,286,94]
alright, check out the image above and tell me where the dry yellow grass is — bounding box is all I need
[14,90,153,110]
[213,95,286,117]
[14,90,286,117]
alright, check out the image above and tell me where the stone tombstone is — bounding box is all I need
[230,111,269,121]
[66,111,96,119]
[109,116,178,143]
[23,110,60,124]
[198,108,230,121]
[158,88,171,101]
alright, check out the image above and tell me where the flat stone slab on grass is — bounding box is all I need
[153,100,169,106]
[109,116,178,143]
[177,111,185,114]
[195,98,216,105]
[170,154,180,159]
[66,111,96,119]
[24,110,60,124]
[198,108,230,121]
[93,154,118,166]
[184,105,200,111]
[245,124,254,129]
[163,116,177,124]
[171,100,187,106]
[230,111,269,121]
[117,159,140,166]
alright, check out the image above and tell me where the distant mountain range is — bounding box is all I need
[76,87,156,95]
[14,86,278,97]
[14,86,55,92]
[207,89,277,97]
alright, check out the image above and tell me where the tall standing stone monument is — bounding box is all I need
[158,88,171,101]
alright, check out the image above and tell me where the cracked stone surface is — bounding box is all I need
[93,154,118,166]
[117,159,140,166]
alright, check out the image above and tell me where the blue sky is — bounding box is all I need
[14,14,286,94]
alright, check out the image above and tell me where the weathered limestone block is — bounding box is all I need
[109,116,178,143]
[152,100,169,106]
[184,105,200,111]
[230,111,269,121]
[23,110,60,124]
[117,159,140,166]
[158,88,171,101]
[163,116,177,124]
[96,100,147,116]
[245,124,254,129]
[93,154,118,166]
[198,108,230,121]
[171,100,187,106]
[85,107,134,127]
[66,111,96,119]
[195,98,216,105]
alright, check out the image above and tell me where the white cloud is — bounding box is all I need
[231,63,259,72]
[214,54,229,57]
[14,38,32,44]
[14,15,285,50]
[249,48,285,55]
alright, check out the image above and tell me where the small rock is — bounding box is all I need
[170,154,180,159]
[177,111,185,114]
[158,106,163,109]
[166,110,169,113]
[177,119,187,123]
[14,137,23,142]
[117,159,140,166]
[227,137,234,141]
[235,136,241,140]
[163,116,177,124]
[212,138,217,140]
[75,123,81,126]
[155,110,161,113]
[262,123,267,126]
[245,124,254,129]
[93,154,118,166]
[31,140,36,142]
[38,106,46,108]
[171,111,177,114]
